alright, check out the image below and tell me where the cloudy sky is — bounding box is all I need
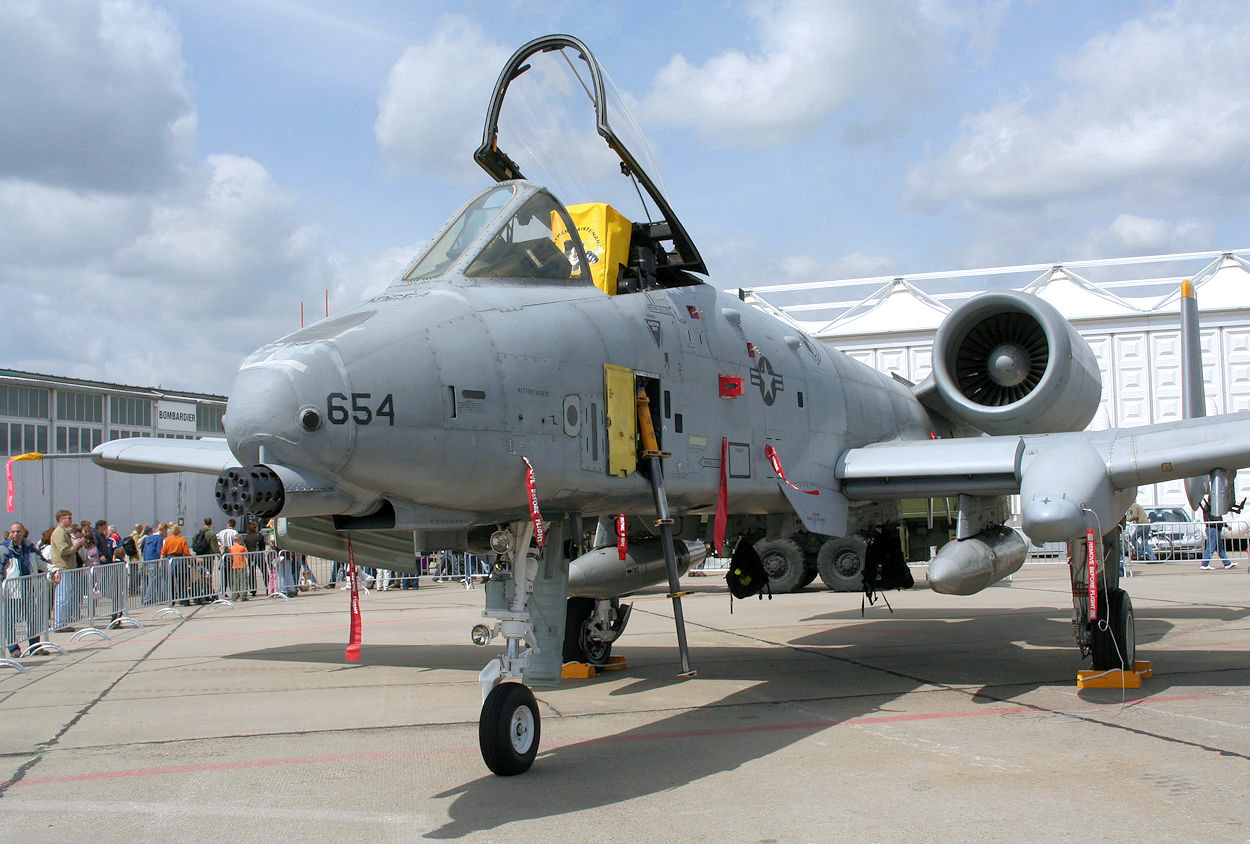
[2,0,1248,394]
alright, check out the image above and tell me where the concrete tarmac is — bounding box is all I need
[2,561,1249,842]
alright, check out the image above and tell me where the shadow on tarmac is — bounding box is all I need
[227,600,1250,838]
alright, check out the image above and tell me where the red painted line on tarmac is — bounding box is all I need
[2,694,1213,789]
[159,616,441,643]
[3,746,475,788]
[572,693,1214,745]
[575,705,1033,746]
[92,616,441,646]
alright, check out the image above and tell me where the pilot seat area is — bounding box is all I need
[553,202,631,296]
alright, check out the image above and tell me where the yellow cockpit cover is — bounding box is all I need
[552,203,631,295]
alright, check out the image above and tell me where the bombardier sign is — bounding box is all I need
[156,400,198,433]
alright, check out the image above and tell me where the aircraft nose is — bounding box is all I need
[225,342,352,474]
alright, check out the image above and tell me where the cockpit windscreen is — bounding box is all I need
[403,185,515,281]
[465,191,584,281]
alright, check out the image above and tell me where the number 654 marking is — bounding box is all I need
[326,393,394,426]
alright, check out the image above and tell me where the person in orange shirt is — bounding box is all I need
[161,524,193,606]
[228,538,249,601]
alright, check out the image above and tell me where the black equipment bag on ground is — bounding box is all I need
[862,526,913,603]
[726,538,770,599]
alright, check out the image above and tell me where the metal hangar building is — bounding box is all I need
[1,369,226,535]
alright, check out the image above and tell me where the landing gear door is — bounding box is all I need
[604,364,636,478]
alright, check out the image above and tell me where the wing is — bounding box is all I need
[837,412,1250,542]
[91,437,240,475]
[837,436,1024,499]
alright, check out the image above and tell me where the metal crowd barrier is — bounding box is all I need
[50,565,134,643]
[1130,518,1250,565]
[2,548,497,674]
[168,553,225,608]
[2,571,53,672]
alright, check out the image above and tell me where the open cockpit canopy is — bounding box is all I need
[402,182,590,285]
[474,34,706,281]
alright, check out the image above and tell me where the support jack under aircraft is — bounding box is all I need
[94,34,1250,776]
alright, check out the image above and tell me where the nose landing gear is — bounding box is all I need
[474,516,571,775]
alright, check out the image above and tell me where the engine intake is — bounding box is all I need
[932,291,1101,435]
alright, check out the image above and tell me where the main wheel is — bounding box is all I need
[1090,589,1135,671]
[562,597,612,664]
[754,537,807,593]
[817,537,867,591]
[480,682,541,776]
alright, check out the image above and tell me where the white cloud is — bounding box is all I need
[1,153,349,392]
[374,17,512,182]
[0,180,147,265]
[638,0,974,148]
[0,1,350,394]
[702,233,899,292]
[0,0,194,192]
[1084,213,1211,257]
[776,252,900,283]
[907,1,1250,208]
[331,243,420,307]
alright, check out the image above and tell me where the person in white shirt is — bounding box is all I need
[216,519,239,559]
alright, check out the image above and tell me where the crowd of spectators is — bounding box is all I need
[0,509,300,655]
[3,508,478,657]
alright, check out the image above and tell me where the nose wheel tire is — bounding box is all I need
[480,682,541,776]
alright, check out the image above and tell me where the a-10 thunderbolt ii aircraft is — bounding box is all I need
[94,34,1250,776]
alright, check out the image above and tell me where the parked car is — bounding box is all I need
[1144,507,1205,560]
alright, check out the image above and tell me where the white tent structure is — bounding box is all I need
[743,249,1250,509]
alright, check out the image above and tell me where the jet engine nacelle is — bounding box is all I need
[932,291,1101,435]
[568,538,706,599]
[927,525,1027,596]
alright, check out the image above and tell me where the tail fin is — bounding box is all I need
[1180,280,1236,513]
